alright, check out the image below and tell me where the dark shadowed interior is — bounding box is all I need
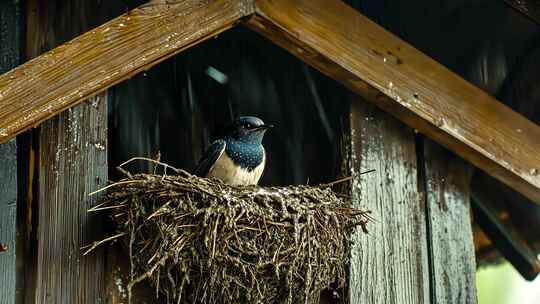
[108,26,350,186]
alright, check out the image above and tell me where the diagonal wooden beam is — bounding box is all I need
[247,0,540,204]
[472,172,540,280]
[0,0,254,143]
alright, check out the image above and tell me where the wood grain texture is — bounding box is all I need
[0,0,21,75]
[15,131,39,304]
[247,0,540,204]
[348,99,429,304]
[37,94,108,304]
[0,0,254,143]
[0,1,21,303]
[0,139,17,304]
[26,2,113,302]
[423,141,477,303]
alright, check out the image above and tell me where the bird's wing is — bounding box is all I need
[193,139,226,177]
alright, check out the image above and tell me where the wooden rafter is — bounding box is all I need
[0,0,540,204]
[0,0,253,141]
[247,0,540,204]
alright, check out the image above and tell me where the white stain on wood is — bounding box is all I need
[348,100,430,304]
[424,141,477,303]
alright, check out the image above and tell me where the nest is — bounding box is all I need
[89,159,370,304]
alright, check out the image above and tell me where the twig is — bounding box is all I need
[81,232,127,255]
[88,180,141,196]
[119,157,182,174]
[87,203,126,212]
[317,176,353,188]
[317,169,376,188]
[146,201,172,220]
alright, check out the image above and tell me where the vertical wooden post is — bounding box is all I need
[25,1,110,302]
[37,95,108,303]
[348,99,430,304]
[422,141,477,303]
[0,1,21,303]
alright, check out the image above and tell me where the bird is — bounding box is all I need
[194,116,273,185]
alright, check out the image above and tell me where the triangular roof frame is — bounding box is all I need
[1,0,539,203]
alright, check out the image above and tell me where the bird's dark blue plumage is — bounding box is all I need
[194,116,272,185]
[224,139,265,171]
[193,139,226,177]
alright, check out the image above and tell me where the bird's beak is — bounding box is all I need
[253,124,274,131]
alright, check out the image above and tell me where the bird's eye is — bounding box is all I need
[243,123,252,129]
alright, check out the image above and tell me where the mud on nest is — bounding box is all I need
[89,159,371,304]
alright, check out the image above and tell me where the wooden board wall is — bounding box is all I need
[348,98,430,304]
[423,141,477,303]
[0,140,17,304]
[0,1,21,303]
[37,94,108,303]
[348,98,477,303]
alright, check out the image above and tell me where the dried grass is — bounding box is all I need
[89,159,370,304]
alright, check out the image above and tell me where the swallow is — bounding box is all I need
[194,116,273,185]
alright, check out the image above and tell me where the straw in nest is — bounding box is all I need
[87,159,371,304]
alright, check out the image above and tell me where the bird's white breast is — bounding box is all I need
[207,151,265,185]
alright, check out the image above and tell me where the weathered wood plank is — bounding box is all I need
[0,139,17,304]
[0,1,21,303]
[0,0,254,143]
[37,94,108,303]
[247,0,540,204]
[348,99,429,304]
[0,0,21,74]
[423,141,477,303]
[15,130,38,304]
[25,2,113,302]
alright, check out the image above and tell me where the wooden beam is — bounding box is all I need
[0,1,21,303]
[422,141,477,303]
[247,0,540,204]
[471,173,540,280]
[348,99,430,304]
[0,0,254,143]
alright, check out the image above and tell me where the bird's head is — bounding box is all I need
[225,116,273,144]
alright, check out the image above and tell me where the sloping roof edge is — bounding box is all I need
[0,0,539,204]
